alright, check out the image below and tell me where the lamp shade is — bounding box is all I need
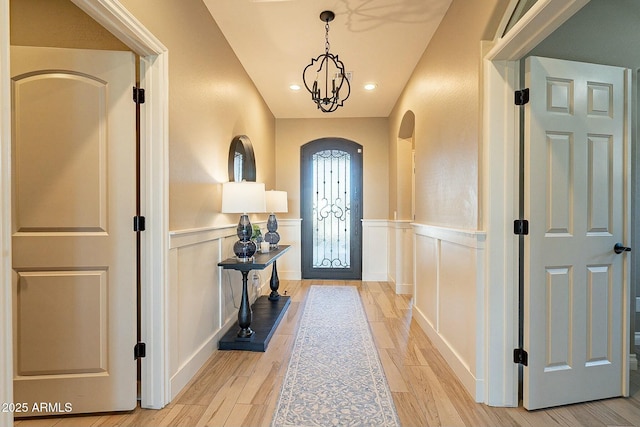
[266,190,288,213]
[221,182,266,213]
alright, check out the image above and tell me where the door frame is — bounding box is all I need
[300,138,363,280]
[0,0,170,421]
[481,0,631,407]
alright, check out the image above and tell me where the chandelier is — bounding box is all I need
[302,10,351,113]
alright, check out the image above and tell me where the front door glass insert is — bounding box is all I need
[312,149,351,269]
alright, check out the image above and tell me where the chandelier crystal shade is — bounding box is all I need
[302,10,350,113]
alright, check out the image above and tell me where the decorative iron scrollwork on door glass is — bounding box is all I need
[312,149,351,268]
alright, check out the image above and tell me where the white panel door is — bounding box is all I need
[523,56,630,410]
[11,46,137,415]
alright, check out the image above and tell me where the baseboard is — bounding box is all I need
[170,334,217,400]
[169,316,235,400]
[362,272,388,281]
[412,305,481,402]
[279,270,301,280]
[395,283,413,295]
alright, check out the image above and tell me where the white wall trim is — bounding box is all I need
[480,53,520,407]
[413,305,482,400]
[394,283,414,295]
[70,0,167,56]
[387,220,414,294]
[168,222,282,399]
[411,223,486,402]
[362,219,389,281]
[275,218,302,280]
[137,48,170,412]
[486,0,590,61]
[169,315,235,401]
[389,220,413,229]
[170,223,247,249]
[412,223,486,248]
[0,0,13,424]
[168,225,235,400]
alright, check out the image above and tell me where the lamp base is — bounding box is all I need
[264,231,280,248]
[265,214,280,248]
[233,239,257,262]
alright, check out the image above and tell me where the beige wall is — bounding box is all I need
[118,0,275,231]
[388,0,508,230]
[275,118,389,220]
[10,0,128,50]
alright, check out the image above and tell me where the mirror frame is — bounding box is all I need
[228,135,256,182]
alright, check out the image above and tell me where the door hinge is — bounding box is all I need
[133,215,146,232]
[134,342,146,359]
[514,219,529,235]
[515,88,530,105]
[513,348,528,366]
[133,87,146,104]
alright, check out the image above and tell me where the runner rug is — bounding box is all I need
[271,285,401,427]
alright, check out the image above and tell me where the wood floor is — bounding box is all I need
[15,280,640,427]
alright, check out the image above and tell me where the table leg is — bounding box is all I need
[268,260,280,301]
[238,270,254,338]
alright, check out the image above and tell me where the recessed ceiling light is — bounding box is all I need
[364,83,377,91]
[289,84,301,91]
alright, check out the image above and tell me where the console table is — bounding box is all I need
[217,245,290,351]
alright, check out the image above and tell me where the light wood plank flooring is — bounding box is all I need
[15,280,640,426]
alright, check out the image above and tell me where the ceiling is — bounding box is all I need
[203,0,453,119]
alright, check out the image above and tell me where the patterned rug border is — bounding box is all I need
[271,285,401,427]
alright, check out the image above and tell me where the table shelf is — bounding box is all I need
[217,245,291,351]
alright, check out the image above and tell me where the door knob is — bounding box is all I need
[613,243,631,254]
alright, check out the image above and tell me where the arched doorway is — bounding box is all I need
[300,138,363,280]
[390,111,415,294]
[397,110,415,221]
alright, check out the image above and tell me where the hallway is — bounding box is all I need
[14,280,640,426]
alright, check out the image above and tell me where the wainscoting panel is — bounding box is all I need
[277,219,302,280]
[414,234,438,328]
[412,223,486,402]
[362,220,388,281]
[439,240,477,376]
[388,220,413,294]
[174,239,220,390]
[168,223,268,399]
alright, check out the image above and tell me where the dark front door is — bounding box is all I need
[301,138,363,279]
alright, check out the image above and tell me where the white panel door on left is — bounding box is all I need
[11,46,137,416]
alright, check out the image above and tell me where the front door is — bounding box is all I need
[11,46,137,416]
[301,138,363,280]
[523,56,630,409]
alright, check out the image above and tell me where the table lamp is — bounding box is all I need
[222,182,266,261]
[264,190,288,248]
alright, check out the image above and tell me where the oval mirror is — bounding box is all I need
[228,135,256,182]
